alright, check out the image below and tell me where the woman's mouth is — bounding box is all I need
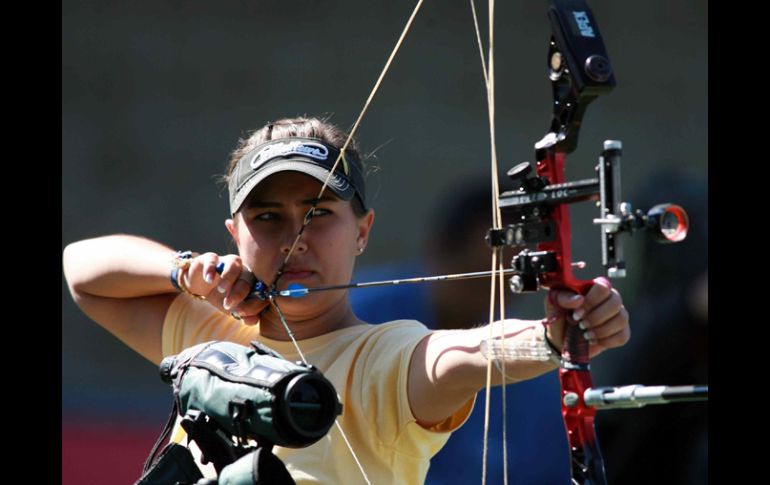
[281,268,314,280]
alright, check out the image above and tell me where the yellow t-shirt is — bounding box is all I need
[162,294,475,485]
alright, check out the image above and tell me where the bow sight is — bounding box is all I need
[490,141,690,293]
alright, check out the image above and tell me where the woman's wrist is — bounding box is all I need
[542,324,562,364]
[170,250,206,300]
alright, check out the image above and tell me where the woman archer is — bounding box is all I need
[63,116,630,484]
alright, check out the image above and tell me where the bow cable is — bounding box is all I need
[469,1,510,483]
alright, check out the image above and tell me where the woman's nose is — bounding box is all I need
[281,217,308,254]
[281,236,308,254]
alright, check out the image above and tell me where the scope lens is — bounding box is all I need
[287,379,324,431]
[660,211,680,237]
[648,204,689,243]
[283,373,340,443]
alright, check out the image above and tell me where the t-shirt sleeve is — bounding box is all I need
[161,293,259,356]
[357,321,476,451]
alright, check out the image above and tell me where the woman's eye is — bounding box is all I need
[255,212,278,221]
[312,208,331,217]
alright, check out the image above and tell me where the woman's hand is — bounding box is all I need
[544,277,630,359]
[182,252,269,325]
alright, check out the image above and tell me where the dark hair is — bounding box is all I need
[226,116,368,216]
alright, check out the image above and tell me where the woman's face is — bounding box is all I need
[226,171,374,306]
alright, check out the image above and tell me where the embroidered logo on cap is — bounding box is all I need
[327,172,350,192]
[250,140,330,169]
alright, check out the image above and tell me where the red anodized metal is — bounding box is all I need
[536,150,607,484]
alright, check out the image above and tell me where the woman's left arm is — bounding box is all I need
[407,278,630,427]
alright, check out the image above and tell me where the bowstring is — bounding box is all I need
[268,298,370,484]
[266,2,427,484]
[272,0,426,288]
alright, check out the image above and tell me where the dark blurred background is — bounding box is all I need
[62,1,707,483]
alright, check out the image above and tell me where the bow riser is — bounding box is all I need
[535,151,594,297]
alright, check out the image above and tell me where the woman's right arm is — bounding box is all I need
[62,235,183,365]
[64,234,271,365]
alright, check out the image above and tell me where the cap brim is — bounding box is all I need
[229,158,356,215]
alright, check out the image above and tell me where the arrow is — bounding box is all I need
[279,268,518,298]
